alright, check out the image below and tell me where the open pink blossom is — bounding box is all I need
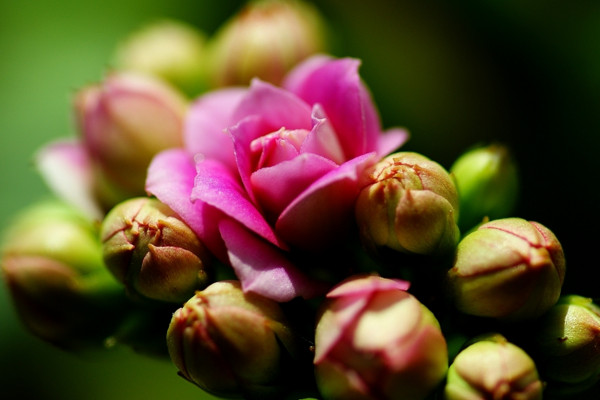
[146,55,408,301]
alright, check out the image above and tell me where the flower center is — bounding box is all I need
[250,127,309,169]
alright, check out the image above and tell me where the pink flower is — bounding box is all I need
[146,55,408,301]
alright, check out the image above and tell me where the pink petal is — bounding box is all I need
[327,275,411,298]
[284,56,376,159]
[145,149,226,260]
[314,294,370,363]
[251,153,338,220]
[228,115,274,205]
[232,79,312,132]
[35,140,103,220]
[276,153,377,251]
[191,158,287,250]
[219,219,326,301]
[300,104,345,164]
[184,87,246,170]
[377,127,410,156]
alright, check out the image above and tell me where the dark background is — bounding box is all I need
[2,0,599,398]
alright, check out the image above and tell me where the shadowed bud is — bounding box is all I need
[112,19,208,97]
[450,143,519,232]
[528,295,600,396]
[0,201,128,350]
[445,333,543,400]
[75,72,187,210]
[355,152,460,256]
[205,0,327,87]
[166,280,305,399]
[101,197,211,304]
[447,217,565,320]
[314,275,448,400]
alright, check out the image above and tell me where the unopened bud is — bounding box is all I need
[314,275,448,400]
[447,217,565,320]
[355,151,460,256]
[112,19,207,97]
[529,295,600,396]
[74,73,187,210]
[1,201,128,350]
[445,333,543,400]
[166,280,305,399]
[205,0,328,87]
[450,144,519,231]
[101,197,211,303]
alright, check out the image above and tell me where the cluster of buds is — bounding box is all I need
[2,1,599,400]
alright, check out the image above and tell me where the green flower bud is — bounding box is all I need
[101,197,211,304]
[445,334,543,400]
[112,19,208,97]
[314,275,448,400]
[74,72,187,210]
[355,151,460,256]
[1,201,128,350]
[166,280,304,399]
[447,217,566,320]
[529,295,600,396]
[450,144,519,232]
[205,0,328,87]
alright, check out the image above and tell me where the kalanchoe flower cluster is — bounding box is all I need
[2,1,598,400]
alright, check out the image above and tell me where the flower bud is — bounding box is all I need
[450,143,519,232]
[444,334,543,400]
[166,280,305,399]
[314,275,448,400]
[205,0,328,87]
[447,217,566,320]
[101,197,211,304]
[528,295,600,396]
[1,201,128,350]
[74,72,187,210]
[355,151,460,256]
[112,19,207,97]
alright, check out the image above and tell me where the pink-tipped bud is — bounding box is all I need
[74,73,187,210]
[314,275,448,400]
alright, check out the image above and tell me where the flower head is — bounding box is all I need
[146,55,408,301]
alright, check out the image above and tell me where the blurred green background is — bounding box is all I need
[2,0,600,399]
